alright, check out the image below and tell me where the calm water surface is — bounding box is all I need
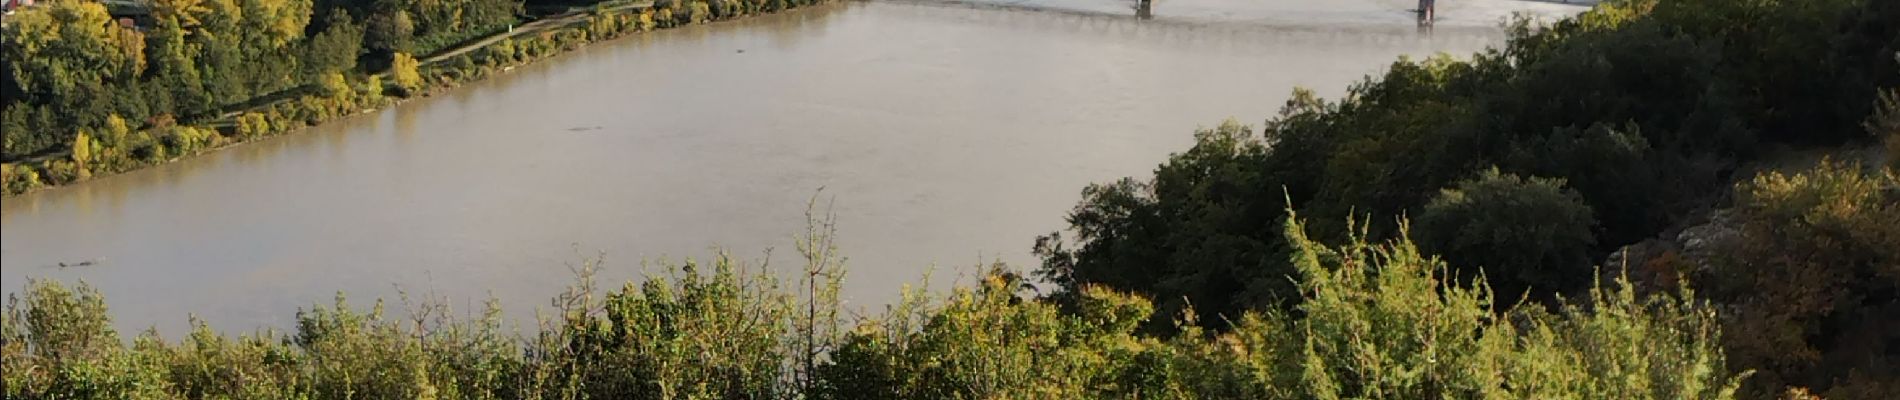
[4,2,1511,334]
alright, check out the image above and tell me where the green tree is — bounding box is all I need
[191,0,252,105]
[0,1,147,158]
[102,115,131,148]
[145,15,212,118]
[318,71,353,100]
[1416,168,1597,303]
[1037,120,1287,332]
[1501,123,1684,249]
[303,10,366,77]
[365,9,416,61]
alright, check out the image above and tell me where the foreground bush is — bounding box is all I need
[1705,161,1899,399]
[3,213,1746,398]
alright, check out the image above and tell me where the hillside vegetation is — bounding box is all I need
[4,211,1750,398]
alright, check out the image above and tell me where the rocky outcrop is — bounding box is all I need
[1602,209,1742,296]
[1675,209,1740,270]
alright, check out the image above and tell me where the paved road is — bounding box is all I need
[422,11,591,63]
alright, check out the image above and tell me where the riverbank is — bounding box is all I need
[0,0,843,197]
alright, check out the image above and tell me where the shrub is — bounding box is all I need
[236,112,271,138]
[1502,123,1687,247]
[540,256,793,398]
[294,295,449,399]
[1229,214,1744,399]
[0,212,1748,398]
[485,39,517,67]
[1710,160,1900,398]
[361,75,385,107]
[69,131,92,178]
[1870,88,1899,169]
[297,96,337,124]
[814,270,1149,399]
[124,131,161,162]
[556,30,587,51]
[391,52,424,97]
[825,212,1747,399]
[317,72,349,99]
[587,14,618,40]
[39,160,80,185]
[1036,120,1286,332]
[639,10,658,31]
[1416,168,1598,303]
[100,114,130,149]
[165,127,214,155]
[2,280,170,399]
[689,1,712,24]
[264,108,298,134]
[1,164,45,194]
[147,321,305,399]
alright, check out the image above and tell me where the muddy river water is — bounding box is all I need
[2,1,1575,333]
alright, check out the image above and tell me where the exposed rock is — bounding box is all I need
[1605,239,1673,272]
[1602,239,1682,296]
[1601,209,1743,296]
[1675,208,1740,274]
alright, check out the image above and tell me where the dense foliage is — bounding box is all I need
[0,0,840,195]
[1415,168,1596,303]
[1701,161,1899,398]
[2,213,1749,398]
[1036,0,1898,397]
[0,0,454,159]
[1037,0,1896,328]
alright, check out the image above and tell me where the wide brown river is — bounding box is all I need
[4,1,1520,334]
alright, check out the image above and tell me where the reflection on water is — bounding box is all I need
[3,1,1509,335]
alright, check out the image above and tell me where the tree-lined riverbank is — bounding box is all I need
[1,0,843,196]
